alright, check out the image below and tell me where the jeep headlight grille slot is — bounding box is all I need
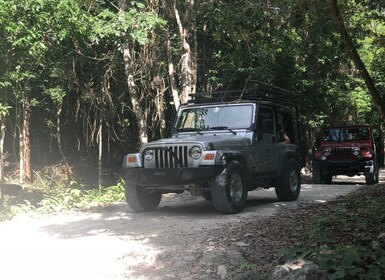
[148,146,189,168]
[330,147,357,160]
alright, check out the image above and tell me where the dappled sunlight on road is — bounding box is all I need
[0,213,162,280]
[0,171,380,280]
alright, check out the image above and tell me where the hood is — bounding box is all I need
[141,132,251,150]
[320,140,371,148]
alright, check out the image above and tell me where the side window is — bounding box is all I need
[257,106,275,134]
[277,110,295,143]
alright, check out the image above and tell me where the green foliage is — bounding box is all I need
[281,190,385,279]
[91,2,166,44]
[314,245,385,279]
[0,103,11,117]
[0,180,125,221]
[0,0,384,209]
[36,181,125,213]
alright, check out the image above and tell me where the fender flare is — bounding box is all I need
[276,151,302,177]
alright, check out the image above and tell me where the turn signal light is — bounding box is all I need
[204,153,215,160]
[361,146,372,158]
[128,156,138,163]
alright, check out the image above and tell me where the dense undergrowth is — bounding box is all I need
[0,180,125,221]
[279,184,385,279]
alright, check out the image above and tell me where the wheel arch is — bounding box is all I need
[222,152,248,174]
[276,151,302,177]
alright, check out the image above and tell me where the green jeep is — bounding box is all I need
[122,88,302,214]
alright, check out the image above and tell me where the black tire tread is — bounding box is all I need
[211,161,247,214]
[124,183,162,212]
[275,158,301,201]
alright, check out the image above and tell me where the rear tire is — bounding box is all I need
[275,158,301,201]
[211,161,247,214]
[124,182,162,212]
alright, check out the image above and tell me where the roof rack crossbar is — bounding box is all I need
[187,88,295,105]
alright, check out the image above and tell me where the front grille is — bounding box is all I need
[150,146,189,168]
[331,147,354,160]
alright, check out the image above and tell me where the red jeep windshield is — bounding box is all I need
[322,127,369,142]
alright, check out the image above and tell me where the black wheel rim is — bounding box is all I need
[289,168,299,193]
[229,173,243,202]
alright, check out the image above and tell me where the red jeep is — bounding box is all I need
[312,125,379,185]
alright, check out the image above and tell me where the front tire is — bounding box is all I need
[312,164,321,184]
[211,161,247,214]
[202,191,212,201]
[365,164,379,185]
[124,182,162,212]
[275,158,301,201]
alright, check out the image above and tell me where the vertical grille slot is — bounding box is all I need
[184,146,188,167]
[152,146,189,168]
[331,147,353,160]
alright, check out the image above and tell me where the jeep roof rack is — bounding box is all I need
[187,84,295,106]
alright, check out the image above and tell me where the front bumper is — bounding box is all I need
[312,160,374,174]
[122,166,219,187]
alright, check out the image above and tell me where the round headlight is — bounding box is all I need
[189,146,202,160]
[352,147,360,156]
[144,150,154,161]
[323,147,331,157]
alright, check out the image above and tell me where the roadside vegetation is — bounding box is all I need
[0,183,125,221]
[283,184,385,279]
[230,182,385,279]
[0,166,125,221]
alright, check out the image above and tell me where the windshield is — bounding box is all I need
[322,127,369,142]
[177,104,254,132]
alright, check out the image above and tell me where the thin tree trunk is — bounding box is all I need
[57,100,72,180]
[0,94,8,182]
[166,32,181,111]
[98,111,103,190]
[123,46,148,145]
[19,127,24,183]
[174,0,196,104]
[21,94,31,182]
[118,0,148,145]
[155,77,167,138]
[330,0,385,120]
[0,117,5,182]
[191,15,197,94]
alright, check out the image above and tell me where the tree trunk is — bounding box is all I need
[166,32,181,111]
[118,0,148,145]
[19,130,24,183]
[153,75,167,138]
[174,0,197,104]
[57,100,72,181]
[98,111,103,190]
[330,0,385,121]
[21,94,32,182]
[0,95,8,182]
[0,116,5,182]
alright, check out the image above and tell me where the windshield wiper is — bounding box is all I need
[209,126,236,135]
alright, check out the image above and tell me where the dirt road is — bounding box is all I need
[0,176,372,280]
